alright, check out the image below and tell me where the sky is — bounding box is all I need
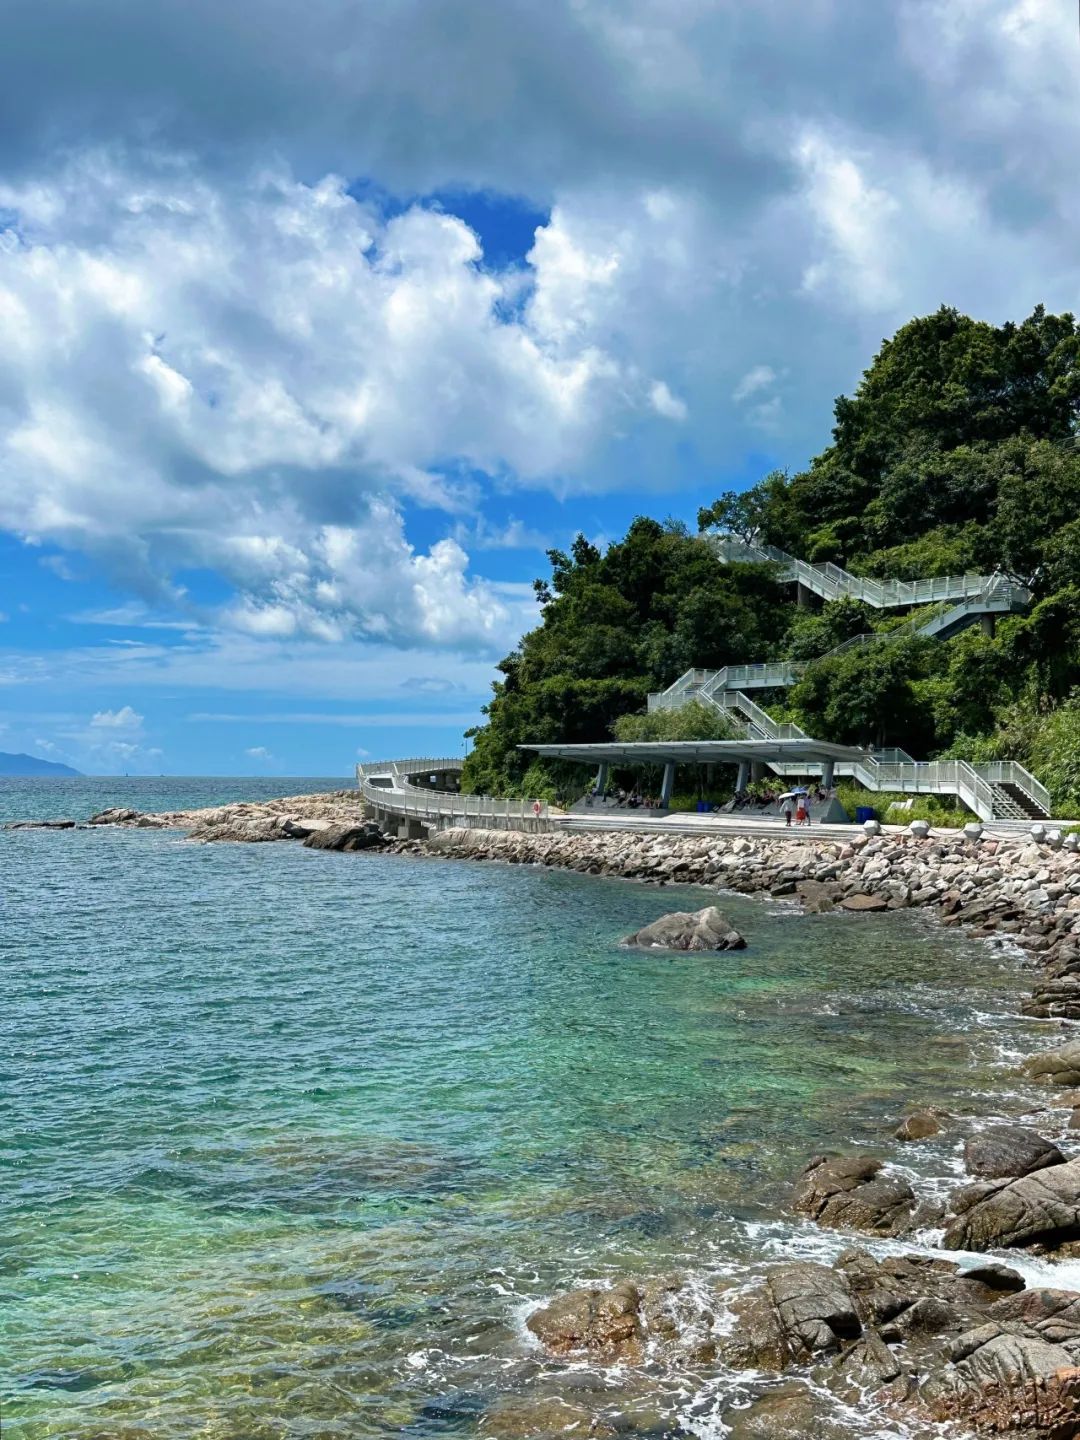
[0,0,1078,775]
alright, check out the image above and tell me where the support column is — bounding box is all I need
[821,760,835,790]
[796,581,813,609]
[595,762,610,794]
[660,762,676,808]
[751,761,766,783]
[736,760,750,791]
[980,613,996,639]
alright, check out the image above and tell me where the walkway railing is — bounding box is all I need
[355,758,552,830]
[711,536,1007,608]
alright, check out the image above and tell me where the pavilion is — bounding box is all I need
[520,738,868,807]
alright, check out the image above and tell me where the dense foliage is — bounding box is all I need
[465,306,1080,811]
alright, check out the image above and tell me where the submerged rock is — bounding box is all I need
[792,1154,915,1236]
[622,906,745,952]
[944,1156,1080,1251]
[894,1110,942,1142]
[963,1125,1065,1181]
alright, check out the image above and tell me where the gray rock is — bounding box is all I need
[838,893,889,912]
[963,1125,1065,1181]
[944,1156,1080,1251]
[525,1281,643,1362]
[302,824,387,852]
[622,906,746,952]
[895,1110,942,1142]
[792,1154,915,1236]
[767,1262,862,1356]
[1022,1039,1080,1088]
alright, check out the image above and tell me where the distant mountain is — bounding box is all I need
[0,751,83,777]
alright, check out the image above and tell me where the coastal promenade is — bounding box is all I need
[354,756,1061,841]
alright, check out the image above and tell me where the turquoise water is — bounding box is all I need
[0,780,1040,1437]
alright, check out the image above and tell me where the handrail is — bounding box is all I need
[356,759,551,829]
[711,535,1014,609]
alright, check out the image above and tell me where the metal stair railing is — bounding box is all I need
[973,761,1051,818]
[713,534,1001,608]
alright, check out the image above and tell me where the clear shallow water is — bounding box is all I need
[0,778,1053,1438]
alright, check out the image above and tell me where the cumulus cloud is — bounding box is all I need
[0,0,1078,667]
[0,154,684,647]
[90,704,143,729]
[244,745,273,760]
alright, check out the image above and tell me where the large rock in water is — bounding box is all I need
[302,823,387,852]
[723,1262,861,1371]
[925,1322,1080,1432]
[622,906,745,952]
[963,1125,1065,1181]
[1022,1039,1080,1088]
[944,1156,1080,1251]
[792,1154,915,1236]
[525,1282,644,1362]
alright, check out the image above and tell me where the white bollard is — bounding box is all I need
[862,818,881,836]
[1063,832,1080,852]
[963,821,984,842]
[1046,828,1064,850]
[908,819,931,839]
[1030,823,1047,844]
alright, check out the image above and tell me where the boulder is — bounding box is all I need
[895,1110,942,1142]
[302,823,387,852]
[839,893,888,912]
[1022,1039,1080,1088]
[723,1263,860,1371]
[944,1156,1080,1251]
[925,1322,1080,1432]
[87,807,139,825]
[525,1281,643,1362]
[963,1125,1065,1181]
[767,1263,862,1356]
[987,1288,1080,1348]
[622,906,746,952]
[3,817,76,829]
[792,1154,915,1236]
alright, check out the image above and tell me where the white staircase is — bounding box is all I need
[646,539,1047,821]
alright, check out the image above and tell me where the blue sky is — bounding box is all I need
[0,0,1077,774]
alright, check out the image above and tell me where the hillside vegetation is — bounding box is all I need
[463,306,1080,812]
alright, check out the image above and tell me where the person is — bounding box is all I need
[795,796,809,826]
[780,794,794,827]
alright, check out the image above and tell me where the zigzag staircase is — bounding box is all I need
[647,539,1047,822]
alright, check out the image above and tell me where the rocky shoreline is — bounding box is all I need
[20,797,1080,1434]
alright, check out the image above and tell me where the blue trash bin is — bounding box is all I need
[855,805,876,824]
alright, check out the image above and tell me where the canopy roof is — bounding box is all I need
[520,739,866,766]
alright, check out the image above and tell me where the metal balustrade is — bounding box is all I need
[711,536,1012,608]
[355,758,551,830]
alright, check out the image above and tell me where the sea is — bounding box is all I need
[0,776,1066,1438]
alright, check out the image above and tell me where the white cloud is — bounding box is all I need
[0,154,688,648]
[245,745,273,760]
[732,365,776,405]
[0,0,1077,674]
[648,380,687,421]
[90,704,144,730]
